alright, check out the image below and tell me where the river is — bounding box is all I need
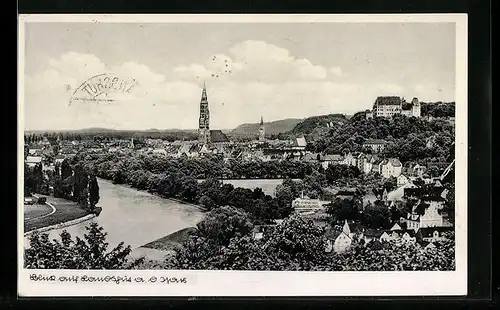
[41,178,205,250]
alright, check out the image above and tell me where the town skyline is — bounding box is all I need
[23,22,456,131]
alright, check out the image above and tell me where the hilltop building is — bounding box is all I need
[370,96,421,118]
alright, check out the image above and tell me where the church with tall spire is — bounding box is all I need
[198,81,211,145]
[196,82,230,147]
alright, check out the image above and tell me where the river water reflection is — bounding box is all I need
[41,178,205,250]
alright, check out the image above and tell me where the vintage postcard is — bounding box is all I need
[18,14,468,296]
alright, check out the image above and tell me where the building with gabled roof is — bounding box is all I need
[379,158,402,178]
[363,139,387,153]
[417,226,454,243]
[26,155,43,168]
[363,229,391,244]
[325,220,358,253]
[406,196,447,231]
[320,154,344,169]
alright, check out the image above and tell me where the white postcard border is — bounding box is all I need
[17,13,468,297]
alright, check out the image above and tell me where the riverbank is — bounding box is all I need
[24,196,94,233]
[142,227,197,252]
[24,213,96,237]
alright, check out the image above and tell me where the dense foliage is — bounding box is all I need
[25,130,199,143]
[24,158,100,211]
[306,113,454,164]
[169,213,455,271]
[25,222,140,269]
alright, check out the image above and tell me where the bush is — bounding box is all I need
[24,222,142,269]
[37,197,47,204]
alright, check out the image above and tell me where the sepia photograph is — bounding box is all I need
[18,14,468,296]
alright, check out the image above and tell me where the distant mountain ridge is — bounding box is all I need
[230,118,303,136]
[25,128,198,134]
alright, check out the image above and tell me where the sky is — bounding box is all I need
[23,22,456,130]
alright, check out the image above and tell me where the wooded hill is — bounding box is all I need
[229,118,303,138]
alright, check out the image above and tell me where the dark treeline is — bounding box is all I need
[24,160,100,211]
[419,101,455,118]
[24,129,199,143]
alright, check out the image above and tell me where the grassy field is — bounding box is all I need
[142,227,197,252]
[24,198,91,233]
[24,204,53,221]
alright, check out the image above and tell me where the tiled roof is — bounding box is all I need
[374,96,402,106]
[188,144,202,153]
[322,154,343,161]
[388,158,402,167]
[402,229,417,237]
[294,137,307,147]
[210,130,230,143]
[178,144,192,153]
[26,156,42,163]
[363,139,387,145]
[363,229,384,238]
[302,153,320,161]
[390,222,408,231]
[417,226,453,238]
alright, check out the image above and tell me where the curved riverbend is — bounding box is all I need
[36,178,205,250]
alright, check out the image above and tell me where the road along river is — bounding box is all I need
[28,178,205,250]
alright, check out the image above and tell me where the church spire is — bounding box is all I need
[258,115,265,142]
[198,82,210,145]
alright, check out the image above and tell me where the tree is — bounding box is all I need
[60,159,73,199]
[275,183,294,218]
[24,164,36,195]
[89,174,100,209]
[196,206,254,247]
[383,176,397,192]
[263,215,326,264]
[198,195,216,210]
[427,166,441,178]
[326,197,360,224]
[33,163,43,193]
[170,214,332,271]
[361,200,391,229]
[61,159,72,180]
[178,175,199,202]
[73,163,89,208]
[24,222,141,269]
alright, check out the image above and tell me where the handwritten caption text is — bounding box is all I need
[29,274,188,285]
